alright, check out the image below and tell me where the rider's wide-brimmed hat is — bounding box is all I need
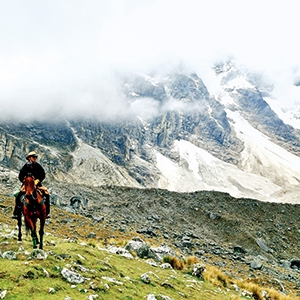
[26,151,38,160]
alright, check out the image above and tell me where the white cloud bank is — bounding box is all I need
[0,0,299,121]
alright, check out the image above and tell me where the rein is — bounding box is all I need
[24,176,45,206]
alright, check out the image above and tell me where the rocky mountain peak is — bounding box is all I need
[1,64,300,203]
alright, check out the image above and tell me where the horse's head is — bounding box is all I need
[23,175,36,196]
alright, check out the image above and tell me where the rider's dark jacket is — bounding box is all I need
[18,162,46,184]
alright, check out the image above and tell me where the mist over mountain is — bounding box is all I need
[1,61,300,204]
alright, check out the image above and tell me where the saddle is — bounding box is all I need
[37,186,49,195]
[20,184,49,195]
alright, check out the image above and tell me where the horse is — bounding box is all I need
[20,175,47,249]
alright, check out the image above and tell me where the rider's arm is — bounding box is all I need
[18,165,27,182]
[36,163,46,182]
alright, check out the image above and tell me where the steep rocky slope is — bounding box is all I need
[50,183,300,262]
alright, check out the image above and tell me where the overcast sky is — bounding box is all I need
[1,0,300,121]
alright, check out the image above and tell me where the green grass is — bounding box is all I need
[0,234,247,300]
[0,195,297,300]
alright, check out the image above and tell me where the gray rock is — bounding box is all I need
[0,290,7,299]
[250,260,263,270]
[233,245,247,254]
[61,268,86,284]
[125,238,159,261]
[181,237,194,249]
[192,263,206,279]
[29,249,48,260]
[64,207,75,214]
[70,195,88,209]
[151,244,176,261]
[255,238,272,253]
[280,260,291,268]
[2,250,17,260]
[209,213,221,220]
[87,232,96,238]
[160,263,172,269]
[93,215,104,222]
[108,246,134,259]
[160,295,173,300]
[141,272,151,284]
[136,227,157,237]
[101,276,123,285]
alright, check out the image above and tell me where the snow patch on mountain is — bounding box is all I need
[265,98,300,130]
[227,109,300,187]
[155,139,281,201]
[224,75,254,90]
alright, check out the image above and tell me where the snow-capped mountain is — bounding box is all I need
[1,61,300,204]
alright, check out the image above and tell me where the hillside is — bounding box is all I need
[1,187,300,299]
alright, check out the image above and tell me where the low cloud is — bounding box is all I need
[0,0,299,122]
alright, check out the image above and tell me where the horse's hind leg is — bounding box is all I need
[17,215,22,242]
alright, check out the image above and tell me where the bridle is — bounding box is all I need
[24,175,38,202]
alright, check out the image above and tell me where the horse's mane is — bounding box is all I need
[24,175,35,192]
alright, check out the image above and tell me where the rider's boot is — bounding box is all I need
[45,194,51,218]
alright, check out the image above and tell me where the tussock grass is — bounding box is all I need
[185,255,199,266]
[237,280,295,300]
[163,256,185,270]
[203,265,232,287]
[203,266,295,300]
[163,255,200,271]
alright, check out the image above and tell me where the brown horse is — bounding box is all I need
[21,175,47,249]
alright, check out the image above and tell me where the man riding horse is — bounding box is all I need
[12,151,50,219]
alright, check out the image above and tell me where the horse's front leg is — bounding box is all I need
[31,230,38,249]
[31,222,39,249]
[38,220,45,250]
